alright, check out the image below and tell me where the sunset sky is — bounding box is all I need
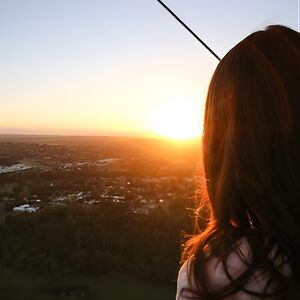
[0,0,298,139]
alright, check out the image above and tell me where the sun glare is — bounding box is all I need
[150,100,202,140]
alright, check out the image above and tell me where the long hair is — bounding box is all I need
[182,25,300,299]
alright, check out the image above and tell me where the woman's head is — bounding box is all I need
[203,25,300,237]
[184,25,300,299]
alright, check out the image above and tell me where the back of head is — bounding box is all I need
[185,25,300,299]
[204,24,300,242]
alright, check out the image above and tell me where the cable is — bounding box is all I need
[157,0,221,61]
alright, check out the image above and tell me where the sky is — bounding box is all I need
[0,0,298,138]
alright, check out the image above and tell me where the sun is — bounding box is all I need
[150,100,202,140]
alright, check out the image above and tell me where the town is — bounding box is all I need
[0,135,203,299]
[0,135,200,219]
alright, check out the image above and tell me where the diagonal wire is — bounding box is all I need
[157,0,221,61]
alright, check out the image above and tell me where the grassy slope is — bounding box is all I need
[0,268,176,300]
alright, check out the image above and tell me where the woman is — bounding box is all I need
[176,25,300,299]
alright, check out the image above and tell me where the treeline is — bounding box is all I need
[0,200,193,283]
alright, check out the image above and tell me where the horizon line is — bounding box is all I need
[0,132,202,142]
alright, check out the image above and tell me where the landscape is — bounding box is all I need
[1,0,296,299]
[0,134,202,300]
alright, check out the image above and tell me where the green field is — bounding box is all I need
[0,268,176,300]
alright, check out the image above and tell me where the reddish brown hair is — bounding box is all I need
[183,25,300,299]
